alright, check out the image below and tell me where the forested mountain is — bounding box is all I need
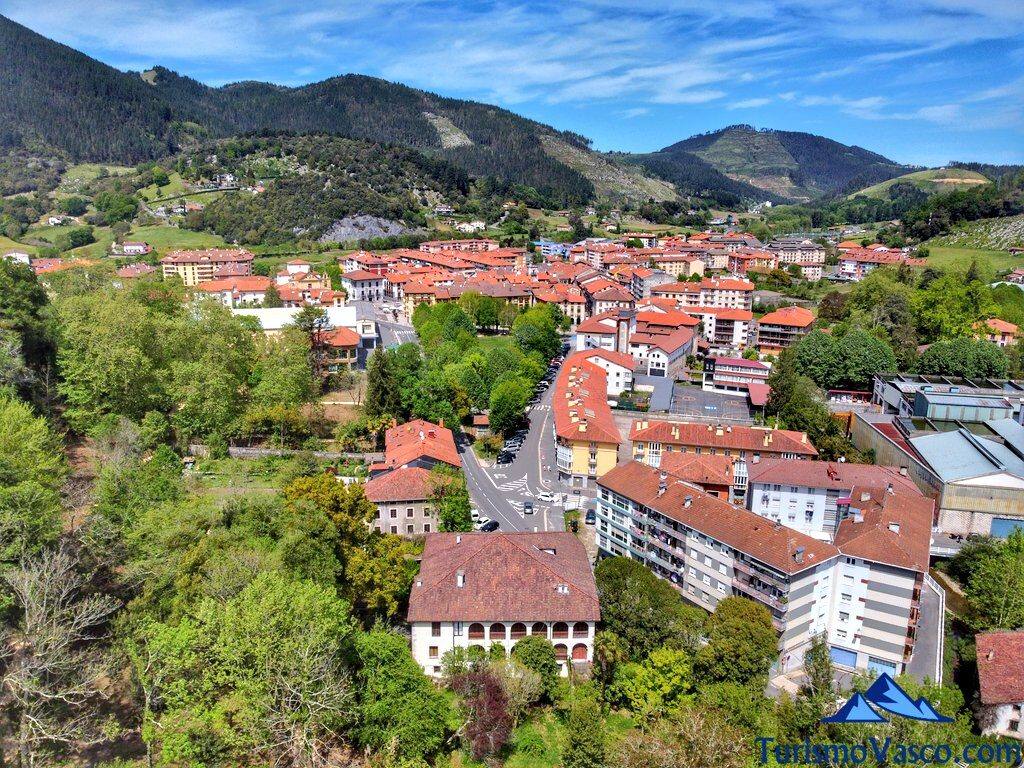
[617,146,787,208]
[661,125,910,200]
[0,15,601,205]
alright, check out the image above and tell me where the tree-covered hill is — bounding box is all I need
[662,124,910,200]
[181,134,475,245]
[0,15,599,205]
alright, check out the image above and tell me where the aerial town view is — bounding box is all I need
[1,2,1024,766]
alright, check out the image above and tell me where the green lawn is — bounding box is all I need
[475,334,516,352]
[925,246,1022,273]
[0,234,37,255]
[128,224,227,251]
[138,171,188,202]
[24,223,80,244]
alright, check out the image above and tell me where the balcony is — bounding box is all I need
[648,534,685,559]
[732,559,789,592]
[732,577,786,612]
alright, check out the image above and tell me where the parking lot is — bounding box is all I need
[669,384,754,422]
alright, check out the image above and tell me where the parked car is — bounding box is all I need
[480,520,500,532]
[470,507,481,523]
[496,451,513,464]
[585,510,596,525]
[473,516,492,531]
[523,500,534,515]
[536,491,555,503]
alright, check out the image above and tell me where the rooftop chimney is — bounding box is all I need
[899,466,909,476]
[456,570,466,588]
[888,522,900,534]
[456,535,462,544]
[684,495,692,508]
[794,546,805,564]
[886,483,894,495]
[860,491,871,502]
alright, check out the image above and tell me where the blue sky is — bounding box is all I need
[4,0,1023,166]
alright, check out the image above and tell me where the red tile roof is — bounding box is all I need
[976,631,1024,705]
[832,485,933,572]
[578,348,638,371]
[407,532,600,623]
[322,327,361,348]
[341,269,383,281]
[599,462,838,575]
[635,309,700,328]
[630,326,694,354]
[554,355,620,445]
[630,420,817,457]
[364,466,434,503]
[383,418,462,469]
[757,305,815,329]
[193,275,271,293]
[659,451,734,488]
[748,459,920,494]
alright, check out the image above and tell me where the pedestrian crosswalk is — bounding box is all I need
[496,474,530,493]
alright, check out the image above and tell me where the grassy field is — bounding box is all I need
[138,171,188,202]
[128,224,227,251]
[475,334,516,353]
[0,234,38,255]
[850,167,991,200]
[925,246,1022,273]
[56,163,134,196]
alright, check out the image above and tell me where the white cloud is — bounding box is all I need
[728,97,772,109]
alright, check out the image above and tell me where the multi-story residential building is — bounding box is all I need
[365,466,438,535]
[573,349,636,396]
[651,251,706,279]
[727,249,777,275]
[747,459,925,541]
[597,460,934,677]
[590,285,635,316]
[408,532,600,676]
[621,232,659,248]
[160,248,255,286]
[755,305,815,353]
[597,461,839,666]
[193,275,271,307]
[339,270,387,301]
[532,285,587,326]
[652,277,754,311]
[976,631,1024,741]
[554,354,621,487]
[692,307,754,353]
[766,238,826,270]
[629,268,675,299]
[627,326,694,378]
[630,420,817,501]
[419,238,499,253]
[703,356,770,396]
[659,451,735,501]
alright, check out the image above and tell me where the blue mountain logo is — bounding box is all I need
[822,673,953,724]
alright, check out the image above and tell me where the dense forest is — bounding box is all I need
[618,147,770,208]
[0,15,593,206]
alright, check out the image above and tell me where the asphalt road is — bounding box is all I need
[458,365,568,533]
[350,299,418,348]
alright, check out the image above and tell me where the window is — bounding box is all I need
[453,622,463,636]
[433,666,441,674]
[836,629,848,639]
[390,509,397,519]
[839,612,850,622]
[390,526,397,534]
[843,574,854,585]
[431,622,441,637]
[406,507,414,517]
[424,524,431,533]
[407,525,414,533]
[805,510,814,522]
[841,593,852,603]
[428,646,438,659]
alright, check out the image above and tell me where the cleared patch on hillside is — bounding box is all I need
[539,135,677,202]
[422,112,474,149]
[849,167,991,200]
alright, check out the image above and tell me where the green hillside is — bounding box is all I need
[849,167,991,199]
[664,125,908,199]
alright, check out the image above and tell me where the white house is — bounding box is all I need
[407,532,600,677]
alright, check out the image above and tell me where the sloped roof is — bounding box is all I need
[407,532,600,622]
[976,631,1024,705]
[364,466,434,503]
